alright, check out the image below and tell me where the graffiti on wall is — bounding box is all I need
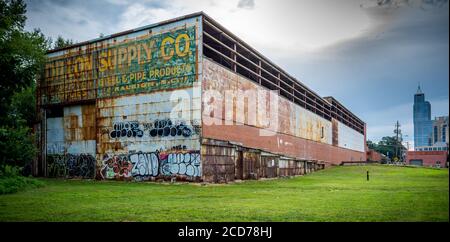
[47,154,96,178]
[109,119,199,139]
[148,119,193,138]
[110,121,144,138]
[130,152,160,179]
[47,143,65,154]
[160,152,201,177]
[41,24,198,105]
[100,150,201,181]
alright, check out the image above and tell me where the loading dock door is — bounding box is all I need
[410,160,423,166]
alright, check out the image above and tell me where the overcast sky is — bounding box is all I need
[24,0,449,148]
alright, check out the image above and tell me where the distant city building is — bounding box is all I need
[433,116,449,146]
[406,151,447,168]
[409,86,448,167]
[413,85,433,150]
[414,116,449,152]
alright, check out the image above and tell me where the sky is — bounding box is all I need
[24,0,449,148]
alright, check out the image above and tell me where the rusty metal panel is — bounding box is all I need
[39,16,200,105]
[201,139,235,183]
[46,117,64,155]
[235,150,243,180]
[46,104,97,179]
[242,150,261,180]
[63,105,96,155]
[261,154,279,178]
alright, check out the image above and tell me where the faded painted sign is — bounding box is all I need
[202,58,332,145]
[97,26,197,98]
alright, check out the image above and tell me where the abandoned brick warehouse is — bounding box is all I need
[35,12,367,183]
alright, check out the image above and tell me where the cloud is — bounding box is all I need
[24,0,122,42]
[237,0,255,9]
[117,2,177,30]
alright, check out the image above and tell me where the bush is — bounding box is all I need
[0,165,44,195]
[0,126,37,168]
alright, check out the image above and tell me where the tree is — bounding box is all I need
[0,0,50,126]
[53,35,73,49]
[371,136,407,160]
[8,83,36,127]
[367,140,377,150]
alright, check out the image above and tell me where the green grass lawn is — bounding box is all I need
[0,165,448,222]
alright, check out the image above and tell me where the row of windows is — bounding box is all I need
[416,147,448,151]
[433,124,448,143]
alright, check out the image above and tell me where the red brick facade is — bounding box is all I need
[406,151,448,168]
[203,123,366,166]
[366,149,384,162]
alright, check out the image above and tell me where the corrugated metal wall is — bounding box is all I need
[46,105,96,178]
[97,87,202,181]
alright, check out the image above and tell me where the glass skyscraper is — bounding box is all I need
[413,85,433,150]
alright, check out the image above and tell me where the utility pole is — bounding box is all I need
[394,121,401,162]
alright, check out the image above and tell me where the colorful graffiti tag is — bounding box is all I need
[160,152,201,177]
[100,150,201,181]
[109,119,199,139]
[47,154,96,178]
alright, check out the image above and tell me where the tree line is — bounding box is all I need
[0,0,75,173]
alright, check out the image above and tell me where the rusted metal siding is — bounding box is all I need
[64,104,96,155]
[97,88,202,181]
[201,139,235,183]
[241,149,261,180]
[261,154,279,178]
[45,104,97,178]
[332,118,339,146]
[46,117,64,155]
[278,157,305,177]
